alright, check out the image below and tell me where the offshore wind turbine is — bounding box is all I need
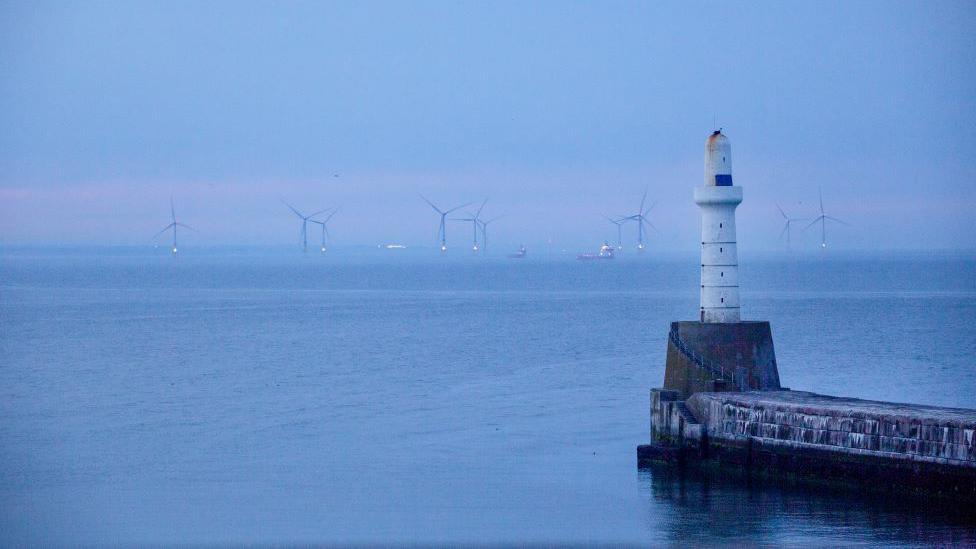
[604,216,626,250]
[452,199,488,252]
[776,203,807,249]
[477,215,504,252]
[420,194,471,252]
[625,189,657,251]
[309,208,339,253]
[804,188,848,249]
[153,197,194,255]
[282,199,329,253]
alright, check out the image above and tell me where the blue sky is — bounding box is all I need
[1,1,973,250]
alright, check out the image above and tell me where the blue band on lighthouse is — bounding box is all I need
[715,174,733,186]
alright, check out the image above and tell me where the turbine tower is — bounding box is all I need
[478,215,504,252]
[452,199,488,252]
[420,195,471,253]
[695,130,741,323]
[604,216,626,250]
[153,197,194,255]
[309,208,339,253]
[805,188,848,249]
[626,189,656,251]
[283,200,329,253]
[776,203,807,250]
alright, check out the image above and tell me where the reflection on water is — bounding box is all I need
[640,463,976,546]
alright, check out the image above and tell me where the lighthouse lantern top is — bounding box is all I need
[704,130,733,187]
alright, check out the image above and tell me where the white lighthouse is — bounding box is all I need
[694,130,742,323]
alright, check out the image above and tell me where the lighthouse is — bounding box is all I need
[694,130,742,323]
[658,129,780,398]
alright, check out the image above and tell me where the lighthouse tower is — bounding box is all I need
[694,130,742,323]
[658,129,780,399]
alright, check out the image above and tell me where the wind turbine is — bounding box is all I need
[776,203,807,250]
[282,199,329,253]
[309,208,339,253]
[804,188,849,249]
[625,188,657,251]
[452,199,488,252]
[604,216,626,250]
[420,194,471,252]
[478,215,504,252]
[153,197,195,255]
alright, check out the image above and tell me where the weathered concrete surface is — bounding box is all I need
[639,389,976,501]
[688,391,976,465]
[663,321,781,399]
[648,389,702,447]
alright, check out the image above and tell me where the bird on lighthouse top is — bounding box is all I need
[704,129,733,187]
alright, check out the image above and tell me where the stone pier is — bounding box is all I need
[638,389,976,501]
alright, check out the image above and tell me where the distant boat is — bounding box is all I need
[507,244,527,259]
[577,242,615,261]
[380,244,407,250]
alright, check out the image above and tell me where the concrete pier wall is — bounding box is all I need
[663,321,781,399]
[687,391,975,466]
[640,389,976,500]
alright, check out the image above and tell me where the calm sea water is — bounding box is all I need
[1,248,974,545]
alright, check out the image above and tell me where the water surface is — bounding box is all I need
[1,249,973,545]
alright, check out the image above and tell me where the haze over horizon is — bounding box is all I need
[1,1,974,252]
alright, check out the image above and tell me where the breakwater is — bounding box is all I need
[639,388,976,501]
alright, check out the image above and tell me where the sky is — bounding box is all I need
[0,0,974,251]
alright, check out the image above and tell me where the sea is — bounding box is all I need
[1,247,974,546]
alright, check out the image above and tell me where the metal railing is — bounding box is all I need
[668,326,736,386]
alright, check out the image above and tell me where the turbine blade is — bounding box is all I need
[804,216,824,231]
[170,197,176,224]
[776,202,787,219]
[324,208,340,223]
[779,222,789,241]
[475,198,488,218]
[153,223,176,239]
[819,187,824,215]
[419,194,443,214]
[445,202,473,215]
[175,222,196,231]
[824,215,850,226]
[281,198,304,219]
[639,187,648,213]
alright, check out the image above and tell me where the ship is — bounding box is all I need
[507,244,527,259]
[577,242,615,260]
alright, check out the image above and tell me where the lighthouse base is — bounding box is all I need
[663,321,781,399]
